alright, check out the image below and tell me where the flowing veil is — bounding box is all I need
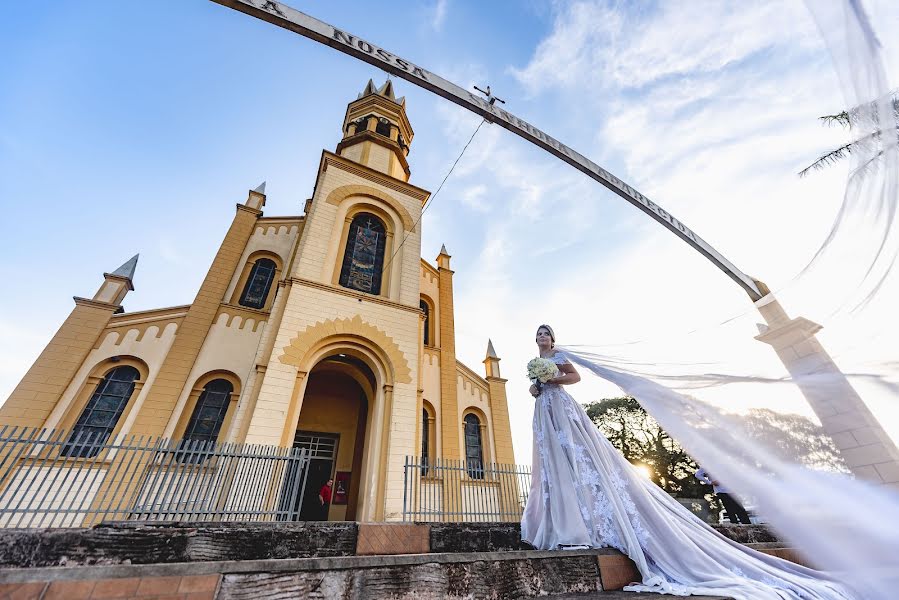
[552,4,899,599]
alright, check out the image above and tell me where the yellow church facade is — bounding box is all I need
[0,80,515,523]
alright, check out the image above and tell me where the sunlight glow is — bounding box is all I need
[634,464,653,480]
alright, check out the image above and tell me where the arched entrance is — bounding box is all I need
[290,353,374,521]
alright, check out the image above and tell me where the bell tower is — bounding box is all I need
[336,79,414,182]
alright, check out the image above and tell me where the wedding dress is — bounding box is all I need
[520,352,854,600]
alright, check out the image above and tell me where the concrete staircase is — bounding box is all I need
[0,522,798,599]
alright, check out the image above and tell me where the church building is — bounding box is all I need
[0,80,516,522]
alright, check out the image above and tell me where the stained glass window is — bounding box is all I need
[239,258,277,309]
[421,407,430,476]
[420,300,430,345]
[464,414,484,479]
[339,213,386,295]
[183,379,233,446]
[62,366,139,458]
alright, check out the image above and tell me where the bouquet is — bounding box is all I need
[527,357,559,395]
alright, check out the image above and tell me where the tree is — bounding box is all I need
[799,93,899,177]
[584,397,709,498]
[585,398,848,500]
[739,409,847,473]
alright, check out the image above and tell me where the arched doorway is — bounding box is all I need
[290,353,374,521]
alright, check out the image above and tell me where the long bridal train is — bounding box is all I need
[522,351,854,600]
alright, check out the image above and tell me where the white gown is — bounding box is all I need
[520,352,854,600]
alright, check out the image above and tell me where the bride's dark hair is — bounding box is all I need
[536,324,556,348]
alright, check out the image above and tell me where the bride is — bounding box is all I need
[520,324,854,600]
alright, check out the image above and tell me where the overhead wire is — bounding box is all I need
[381,117,487,273]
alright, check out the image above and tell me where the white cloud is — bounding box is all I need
[431,0,448,31]
[510,1,818,93]
[460,184,489,212]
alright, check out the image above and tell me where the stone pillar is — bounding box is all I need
[0,257,137,428]
[132,189,263,435]
[483,340,515,466]
[437,245,460,460]
[377,384,395,520]
[754,284,899,489]
[230,280,294,444]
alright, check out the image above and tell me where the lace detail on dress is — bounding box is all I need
[533,412,553,503]
[538,383,651,552]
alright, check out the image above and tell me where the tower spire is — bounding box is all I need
[94,254,139,305]
[484,339,501,379]
[110,254,139,282]
[246,181,266,211]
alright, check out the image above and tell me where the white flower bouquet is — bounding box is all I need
[527,357,559,395]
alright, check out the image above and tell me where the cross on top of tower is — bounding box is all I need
[473,84,505,106]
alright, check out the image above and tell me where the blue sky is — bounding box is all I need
[2,1,898,460]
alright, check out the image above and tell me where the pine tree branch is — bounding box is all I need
[798,141,856,177]
[819,111,852,128]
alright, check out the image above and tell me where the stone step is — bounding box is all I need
[0,550,734,600]
[0,521,780,568]
[0,522,788,599]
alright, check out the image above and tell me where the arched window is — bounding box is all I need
[239,258,277,309]
[376,118,392,137]
[339,213,387,295]
[464,413,484,479]
[63,365,140,457]
[421,408,430,476]
[420,300,430,345]
[183,379,234,445]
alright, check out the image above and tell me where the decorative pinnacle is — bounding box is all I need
[486,339,498,359]
[253,181,266,194]
[359,78,378,98]
[358,78,404,105]
[439,243,449,255]
[377,80,396,100]
[110,254,139,281]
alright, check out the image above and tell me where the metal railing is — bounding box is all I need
[402,456,532,522]
[0,426,309,528]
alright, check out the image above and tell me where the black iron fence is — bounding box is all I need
[402,456,532,522]
[0,426,309,528]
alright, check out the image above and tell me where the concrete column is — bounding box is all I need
[754,288,899,489]
[437,246,460,461]
[483,339,515,465]
[0,255,137,428]
[133,192,262,435]
[377,383,395,520]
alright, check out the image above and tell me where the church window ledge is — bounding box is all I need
[291,277,421,315]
